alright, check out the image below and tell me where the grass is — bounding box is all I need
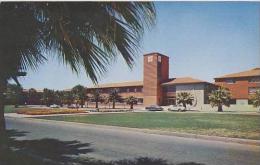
[4,105,17,113]
[38,112,260,140]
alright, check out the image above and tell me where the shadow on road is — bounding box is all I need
[0,130,205,165]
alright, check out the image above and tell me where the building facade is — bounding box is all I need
[88,52,215,109]
[214,68,260,105]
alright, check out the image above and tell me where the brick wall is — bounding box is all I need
[215,77,260,99]
[143,53,169,105]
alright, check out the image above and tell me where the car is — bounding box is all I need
[168,105,187,112]
[68,104,79,109]
[145,105,163,111]
[50,104,60,108]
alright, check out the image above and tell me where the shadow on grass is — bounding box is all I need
[0,130,205,165]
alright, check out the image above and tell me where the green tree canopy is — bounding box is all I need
[5,84,24,107]
[208,87,231,112]
[0,2,156,132]
[250,90,260,110]
[125,96,137,109]
[176,92,194,109]
[71,85,87,108]
[91,89,102,109]
[108,88,122,109]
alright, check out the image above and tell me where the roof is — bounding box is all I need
[215,68,260,79]
[89,81,143,89]
[162,77,208,86]
[23,89,43,93]
[143,52,169,58]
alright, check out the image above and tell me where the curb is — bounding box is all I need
[12,116,260,146]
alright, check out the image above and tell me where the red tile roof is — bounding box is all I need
[162,77,208,85]
[215,68,260,79]
[89,81,143,89]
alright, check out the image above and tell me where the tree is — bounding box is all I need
[54,90,65,107]
[108,88,122,109]
[176,92,194,109]
[27,88,41,105]
[63,91,74,106]
[42,88,55,107]
[250,90,260,110]
[208,87,231,112]
[72,85,87,108]
[0,2,156,132]
[5,84,24,108]
[125,96,137,109]
[91,89,102,109]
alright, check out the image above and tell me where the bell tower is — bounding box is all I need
[143,53,169,105]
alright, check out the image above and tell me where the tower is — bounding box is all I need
[143,53,169,105]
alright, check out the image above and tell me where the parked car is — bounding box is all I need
[145,105,163,111]
[168,105,187,112]
[68,104,79,109]
[50,104,60,108]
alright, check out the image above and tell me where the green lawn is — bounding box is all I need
[4,105,17,113]
[38,112,260,140]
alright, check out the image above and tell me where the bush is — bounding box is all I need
[16,108,87,115]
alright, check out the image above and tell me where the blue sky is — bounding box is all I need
[19,2,260,90]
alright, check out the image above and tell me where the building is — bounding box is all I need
[87,52,215,109]
[214,68,260,105]
[22,52,259,109]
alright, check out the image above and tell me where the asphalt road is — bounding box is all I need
[5,117,260,165]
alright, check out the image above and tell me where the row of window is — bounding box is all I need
[225,77,260,84]
[89,87,143,93]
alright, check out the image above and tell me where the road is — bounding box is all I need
[5,117,260,165]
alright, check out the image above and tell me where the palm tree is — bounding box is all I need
[0,2,156,132]
[91,89,102,109]
[208,87,231,112]
[250,90,260,111]
[176,92,194,110]
[125,96,137,109]
[72,85,87,108]
[108,88,122,109]
[54,90,65,107]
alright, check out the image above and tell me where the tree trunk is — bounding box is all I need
[81,100,84,108]
[130,104,133,109]
[183,103,186,109]
[0,78,7,134]
[112,101,115,109]
[218,105,223,112]
[95,101,98,108]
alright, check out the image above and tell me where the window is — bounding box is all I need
[148,56,153,63]
[225,79,235,84]
[158,56,161,62]
[129,88,134,92]
[250,77,260,83]
[229,99,236,105]
[137,98,143,103]
[249,87,260,95]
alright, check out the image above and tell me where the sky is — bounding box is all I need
[18,2,260,90]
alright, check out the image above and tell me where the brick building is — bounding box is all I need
[88,52,215,109]
[214,68,260,105]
